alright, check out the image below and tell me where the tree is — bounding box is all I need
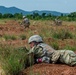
[14,13,23,19]
[32,12,40,20]
[3,13,14,18]
[41,13,46,18]
[0,13,2,18]
[68,12,76,21]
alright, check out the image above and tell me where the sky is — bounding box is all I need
[0,0,76,13]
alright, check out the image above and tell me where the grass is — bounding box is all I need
[0,45,28,75]
[64,45,76,51]
[51,42,59,50]
[52,29,73,40]
[19,34,26,40]
[3,34,26,41]
[3,35,18,40]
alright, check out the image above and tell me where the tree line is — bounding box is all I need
[0,12,76,21]
[0,13,23,19]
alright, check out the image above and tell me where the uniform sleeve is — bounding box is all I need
[34,46,46,58]
[27,46,35,55]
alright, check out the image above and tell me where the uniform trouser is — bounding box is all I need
[51,50,76,66]
[24,22,30,28]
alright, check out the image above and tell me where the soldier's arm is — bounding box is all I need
[34,46,44,57]
[34,46,50,63]
[27,47,35,55]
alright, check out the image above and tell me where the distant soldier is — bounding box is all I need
[54,17,62,26]
[27,35,76,66]
[21,16,30,28]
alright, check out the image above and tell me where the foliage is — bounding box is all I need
[0,13,2,18]
[64,45,76,51]
[14,13,23,19]
[0,11,76,21]
[3,35,18,40]
[0,13,23,19]
[0,45,28,75]
[19,34,26,40]
[51,42,59,50]
[3,13,14,18]
[52,29,73,40]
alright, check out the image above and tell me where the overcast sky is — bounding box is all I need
[0,0,76,13]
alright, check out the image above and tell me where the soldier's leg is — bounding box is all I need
[26,22,30,28]
[24,24,26,28]
[59,50,76,66]
[24,24,29,28]
[51,51,61,63]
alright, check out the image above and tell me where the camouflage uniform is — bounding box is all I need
[51,50,76,66]
[28,35,76,66]
[22,17,30,28]
[28,43,55,63]
[28,46,76,66]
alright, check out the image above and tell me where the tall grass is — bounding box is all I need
[19,34,26,40]
[52,29,73,40]
[3,35,18,40]
[51,42,59,50]
[3,34,27,40]
[0,45,28,75]
[64,45,76,51]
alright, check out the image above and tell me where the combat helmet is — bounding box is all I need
[23,16,26,19]
[28,35,43,44]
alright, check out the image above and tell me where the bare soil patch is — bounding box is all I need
[20,63,76,75]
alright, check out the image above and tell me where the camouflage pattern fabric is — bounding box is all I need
[28,42,76,66]
[28,43,55,63]
[22,18,30,28]
[23,18,30,25]
[51,50,76,66]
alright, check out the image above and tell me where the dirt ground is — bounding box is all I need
[20,50,76,75]
[0,20,76,49]
[20,63,76,75]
